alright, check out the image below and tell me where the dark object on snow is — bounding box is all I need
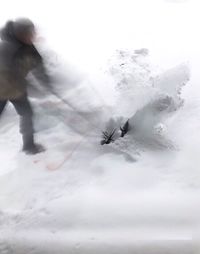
[101,129,116,145]
[120,119,129,137]
[0,18,51,154]
[100,119,130,145]
[23,142,45,155]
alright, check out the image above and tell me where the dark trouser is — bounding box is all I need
[0,95,35,148]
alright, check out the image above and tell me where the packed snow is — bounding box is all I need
[1,0,200,253]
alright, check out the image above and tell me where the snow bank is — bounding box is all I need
[101,49,190,152]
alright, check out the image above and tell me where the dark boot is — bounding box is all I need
[23,143,45,154]
[22,135,45,154]
[0,100,7,115]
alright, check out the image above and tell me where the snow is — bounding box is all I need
[1,0,200,253]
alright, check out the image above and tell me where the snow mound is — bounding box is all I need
[103,49,190,152]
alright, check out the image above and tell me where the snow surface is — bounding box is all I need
[1,0,200,253]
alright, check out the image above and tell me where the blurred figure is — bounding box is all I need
[0,18,51,154]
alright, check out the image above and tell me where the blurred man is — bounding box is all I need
[0,18,51,154]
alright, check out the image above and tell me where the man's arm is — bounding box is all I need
[32,61,51,86]
[29,45,53,91]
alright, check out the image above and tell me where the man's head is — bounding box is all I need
[13,18,36,45]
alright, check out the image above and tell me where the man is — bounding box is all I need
[0,18,51,154]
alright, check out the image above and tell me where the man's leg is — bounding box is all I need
[10,95,44,154]
[0,100,7,116]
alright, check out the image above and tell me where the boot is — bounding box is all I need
[23,143,45,155]
[22,135,45,155]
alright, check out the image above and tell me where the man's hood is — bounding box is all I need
[0,18,35,43]
[0,21,17,42]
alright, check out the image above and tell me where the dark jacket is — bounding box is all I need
[0,21,49,100]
